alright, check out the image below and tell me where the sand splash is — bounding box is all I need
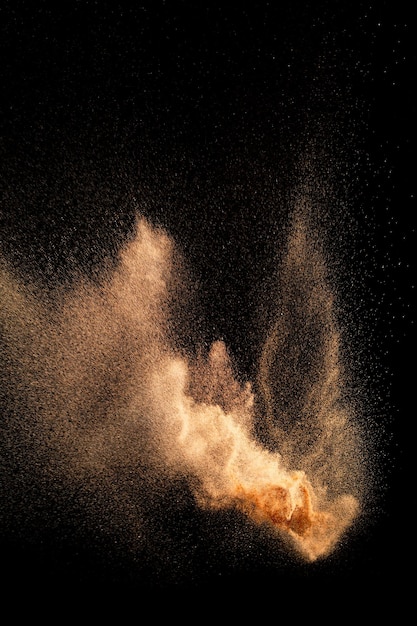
[0,210,363,565]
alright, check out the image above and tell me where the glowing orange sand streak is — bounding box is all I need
[152,353,359,562]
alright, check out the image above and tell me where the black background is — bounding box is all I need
[0,0,415,604]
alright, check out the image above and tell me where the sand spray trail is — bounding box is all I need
[0,206,365,568]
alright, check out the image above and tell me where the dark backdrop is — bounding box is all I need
[0,0,415,603]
